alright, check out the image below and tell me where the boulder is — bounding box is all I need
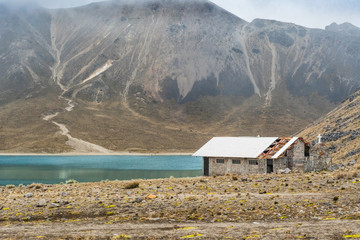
[24,193,33,198]
[37,199,47,207]
[50,203,60,208]
[135,197,143,203]
[349,159,356,166]
[279,168,291,174]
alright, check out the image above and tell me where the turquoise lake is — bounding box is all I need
[0,155,202,185]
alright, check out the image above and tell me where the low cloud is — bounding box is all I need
[210,0,360,29]
[0,0,359,29]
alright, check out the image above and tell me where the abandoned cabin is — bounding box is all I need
[193,137,329,176]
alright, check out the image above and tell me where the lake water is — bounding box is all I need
[0,155,202,185]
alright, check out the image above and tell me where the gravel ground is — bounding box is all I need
[1,169,360,239]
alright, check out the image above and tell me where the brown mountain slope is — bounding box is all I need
[299,89,360,163]
[0,0,359,153]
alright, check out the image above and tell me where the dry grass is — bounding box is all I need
[336,171,358,180]
[0,91,71,153]
[124,181,140,189]
[299,90,360,164]
[0,84,335,153]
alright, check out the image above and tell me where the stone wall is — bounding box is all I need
[287,140,307,171]
[273,158,288,172]
[287,140,305,160]
[208,157,262,175]
[205,141,330,175]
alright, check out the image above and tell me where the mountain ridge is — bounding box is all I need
[0,0,359,154]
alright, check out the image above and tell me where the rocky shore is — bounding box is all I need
[1,168,360,239]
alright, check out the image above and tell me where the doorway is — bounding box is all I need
[203,157,209,176]
[267,159,273,173]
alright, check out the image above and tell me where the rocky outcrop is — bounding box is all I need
[299,89,360,162]
[1,0,360,106]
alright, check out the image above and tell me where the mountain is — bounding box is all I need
[0,0,360,153]
[299,88,360,163]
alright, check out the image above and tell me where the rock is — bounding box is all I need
[279,168,291,174]
[50,203,60,208]
[257,178,264,182]
[330,164,345,171]
[37,199,47,207]
[24,193,33,198]
[322,131,351,142]
[327,179,335,184]
[345,149,360,158]
[60,192,69,197]
[135,197,143,203]
[241,177,248,182]
[147,194,157,199]
[60,200,70,206]
[349,159,356,166]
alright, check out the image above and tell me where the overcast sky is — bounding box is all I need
[2,0,360,29]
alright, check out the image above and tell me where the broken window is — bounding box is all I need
[232,159,241,164]
[216,159,225,164]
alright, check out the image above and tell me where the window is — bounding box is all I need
[216,159,225,164]
[249,160,258,165]
[232,159,241,164]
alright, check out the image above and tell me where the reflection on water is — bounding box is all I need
[0,155,202,185]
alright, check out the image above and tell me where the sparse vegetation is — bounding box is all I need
[0,90,333,153]
[27,183,43,189]
[66,179,79,184]
[1,172,360,239]
[299,90,360,164]
[124,181,140,189]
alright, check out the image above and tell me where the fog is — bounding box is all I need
[0,0,359,29]
[211,0,360,29]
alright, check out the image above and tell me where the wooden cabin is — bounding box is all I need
[193,137,316,176]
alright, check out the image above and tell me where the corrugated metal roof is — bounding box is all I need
[272,137,299,159]
[193,137,278,158]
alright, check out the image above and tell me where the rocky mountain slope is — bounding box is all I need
[299,88,360,163]
[0,0,360,153]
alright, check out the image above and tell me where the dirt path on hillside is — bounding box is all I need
[2,220,359,239]
[41,17,113,154]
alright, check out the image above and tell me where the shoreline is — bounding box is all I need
[0,152,194,156]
